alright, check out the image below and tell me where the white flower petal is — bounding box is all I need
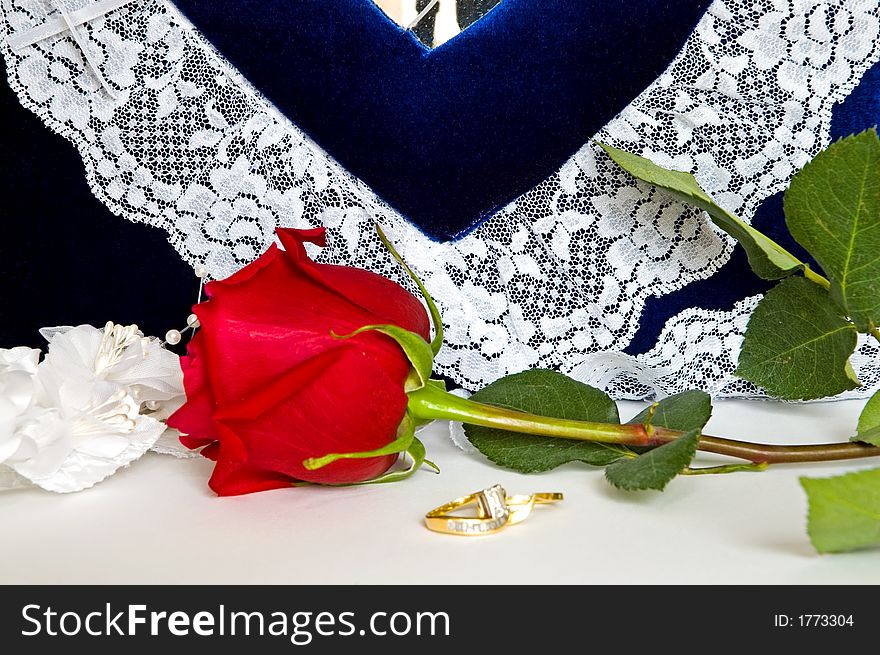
[12,412,73,480]
[0,347,41,374]
[1,370,36,413]
[151,427,198,459]
[0,434,25,463]
[42,324,103,380]
[38,326,75,343]
[20,415,165,493]
[75,434,134,459]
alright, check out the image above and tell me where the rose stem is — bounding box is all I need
[406,384,880,465]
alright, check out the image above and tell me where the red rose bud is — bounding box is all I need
[167,227,431,496]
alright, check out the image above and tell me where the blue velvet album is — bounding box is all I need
[1,0,878,387]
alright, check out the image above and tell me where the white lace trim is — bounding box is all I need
[2,0,879,399]
[572,295,880,400]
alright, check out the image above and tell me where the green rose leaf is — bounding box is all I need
[605,430,700,492]
[736,276,860,400]
[599,143,803,280]
[785,129,880,333]
[628,390,713,432]
[465,369,631,473]
[801,467,880,553]
[854,390,880,446]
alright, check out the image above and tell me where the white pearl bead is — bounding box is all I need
[194,265,208,279]
[144,400,160,411]
[186,314,200,328]
[165,329,182,345]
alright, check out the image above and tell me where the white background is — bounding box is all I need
[2,398,879,584]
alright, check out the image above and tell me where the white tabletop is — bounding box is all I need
[2,397,878,584]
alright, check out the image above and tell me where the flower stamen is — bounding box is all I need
[94,322,144,373]
[72,389,139,437]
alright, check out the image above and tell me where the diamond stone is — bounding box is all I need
[479,485,509,520]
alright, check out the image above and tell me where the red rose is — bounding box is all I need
[167,227,430,496]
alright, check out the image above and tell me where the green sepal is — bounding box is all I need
[354,436,439,486]
[375,223,445,355]
[299,416,438,486]
[303,410,417,471]
[426,378,448,392]
[334,323,434,392]
[599,143,803,280]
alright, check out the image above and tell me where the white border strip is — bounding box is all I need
[7,0,139,51]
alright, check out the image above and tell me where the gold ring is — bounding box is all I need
[424,485,563,536]
[505,492,565,525]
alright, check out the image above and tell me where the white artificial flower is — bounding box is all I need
[0,355,39,464]
[0,346,40,374]
[0,323,189,492]
[9,378,167,493]
[39,322,184,409]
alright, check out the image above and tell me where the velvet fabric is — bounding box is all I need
[173,0,713,240]
[0,57,197,350]
[1,2,878,369]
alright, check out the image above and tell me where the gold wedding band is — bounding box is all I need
[425,484,563,536]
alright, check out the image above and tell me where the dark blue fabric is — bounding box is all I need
[173,0,712,240]
[0,58,197,349]
[828,57,880,140]
[625,59,880,355]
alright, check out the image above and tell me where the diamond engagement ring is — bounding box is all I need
[424,485,563,536]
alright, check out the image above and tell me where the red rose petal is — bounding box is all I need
[221,346,408,484]
[310,263,431,340]
[172,395,218,450]
[213,347,347,421]
[275,226,327,255]
[204,242,280,293]
[276,227,430,340]
[199,442,220,461]
[195,264,410,404]
[208,460,296,496]
[168,335,219,449]
[207,422,297,496]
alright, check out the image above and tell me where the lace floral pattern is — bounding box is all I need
[2,0,879,398]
